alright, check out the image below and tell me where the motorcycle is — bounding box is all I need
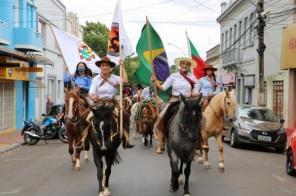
[21,114,68,145]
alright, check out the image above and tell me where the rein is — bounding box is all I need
[209,94,229,120]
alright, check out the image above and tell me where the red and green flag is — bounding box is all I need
[135,19,170,102]
[188,37,207,79]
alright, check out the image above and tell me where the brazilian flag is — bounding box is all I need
[135,19,170,102]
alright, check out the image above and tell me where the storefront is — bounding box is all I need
[281,23,296,128]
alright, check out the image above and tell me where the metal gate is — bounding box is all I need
[0,81,15,131]
[273,81,284,119]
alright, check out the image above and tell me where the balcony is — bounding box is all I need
[13,27,42,52]
[221,48,241,67]
[0,20,10,45]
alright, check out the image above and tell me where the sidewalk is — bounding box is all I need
[0,130,23,154]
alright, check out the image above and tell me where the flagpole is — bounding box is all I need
[119,42,123,140]
[146,16,159,115]
[185,31,193,74]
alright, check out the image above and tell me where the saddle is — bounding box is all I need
[163,101,181,137]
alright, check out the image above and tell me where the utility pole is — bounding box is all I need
[257,0,266,106]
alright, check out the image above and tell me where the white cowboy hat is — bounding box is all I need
[174,57,197,69]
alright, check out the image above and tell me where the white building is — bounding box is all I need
[66,12,83,40]
[35,0,66,118]
[217,0,294,123]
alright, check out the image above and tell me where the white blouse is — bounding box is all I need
[89,74,120,98]
[162,72,198,97]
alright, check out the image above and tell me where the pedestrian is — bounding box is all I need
[46,95,53,115]
[197,64,218,111]
[151,57,199,154]
[89,56,134,149]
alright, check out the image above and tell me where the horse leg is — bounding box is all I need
[93,152,104,196]
[216,133,225,172]
[103,156,113,196]
[149,131,153,147]
[203,137,211,169]
[83,135,90,162]
[74,140,83,171]
[144,132,148,146]
[183,161,192,196]
[68,136,75,166]
[169,151,180,192]
[178,161,184,185]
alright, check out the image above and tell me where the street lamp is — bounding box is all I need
[167,42,187,56]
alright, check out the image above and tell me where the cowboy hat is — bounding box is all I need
[202,64,217,71]
[95,56,116,68]
[174,57,197,69]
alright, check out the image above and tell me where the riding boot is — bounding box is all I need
[122,130,134,149]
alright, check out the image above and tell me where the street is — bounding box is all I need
[0,137,296,196]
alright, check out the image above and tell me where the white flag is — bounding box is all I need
[107,0,133,64]
[51,26,101,75]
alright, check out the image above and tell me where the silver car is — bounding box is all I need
[223,106,286,153]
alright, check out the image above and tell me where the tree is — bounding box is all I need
[112,56,140,86]
[82,21,109,57]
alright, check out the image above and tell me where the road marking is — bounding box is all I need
[272,174,286,183]
[0,188,21,195]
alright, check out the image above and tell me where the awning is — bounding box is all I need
[25,53,53,65]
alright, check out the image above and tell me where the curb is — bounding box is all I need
[0,143,22,155]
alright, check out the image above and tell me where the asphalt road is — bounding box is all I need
[0,136,296,196]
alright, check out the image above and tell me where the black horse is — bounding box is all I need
[164,94,203,196]
[89,100,122,196]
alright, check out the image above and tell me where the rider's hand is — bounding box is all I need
[151,74,157,82]
[119,59,124,67]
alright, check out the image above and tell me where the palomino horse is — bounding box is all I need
[89,99,122,196]
[165,95,203,196]
[64,89,91,171]
[197,90,236,172]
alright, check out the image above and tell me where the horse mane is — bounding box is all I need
[204,91,236,114]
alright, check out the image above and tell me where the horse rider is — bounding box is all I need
[133,84,144,103]
[89,56,134,149]
[152,57,199,154]
[197,64,218,111]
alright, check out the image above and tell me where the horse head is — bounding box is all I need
[90,99,117,150]
[222,89,236,123]
[64,89,80,122]
[179,94,203,142]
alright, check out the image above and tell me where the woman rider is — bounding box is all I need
[197,64,218,111]
[88,56,134,149]
[152,57,199,154]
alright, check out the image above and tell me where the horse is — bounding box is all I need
[197,90,236,172]
[89,99,122,196]
[165,94,203,196]
[64,89,91,171]
[141,102,157,146]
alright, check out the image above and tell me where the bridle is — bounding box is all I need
[209,93,231,121]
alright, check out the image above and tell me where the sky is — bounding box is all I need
[62,0,227,65]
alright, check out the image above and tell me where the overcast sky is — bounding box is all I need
[62,0,227,65]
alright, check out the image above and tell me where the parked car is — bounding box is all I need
[223,105,286,153]
[286,127,296,176]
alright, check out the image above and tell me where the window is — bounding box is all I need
[238,21,242,46]
[249,12,254,45]
[244,17,248,47]
[234,24,237,47]
[225,30,228,49]
[221,33,224,51]
[40,22,46,46]
[273,81,284,119]
[229,28,233,48]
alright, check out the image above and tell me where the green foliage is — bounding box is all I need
[82,21,109,57]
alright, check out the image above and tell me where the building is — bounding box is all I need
[281,22,296,129]
[35,0,66,119]
[217,0,294,125]
[66,12,83,40]
[0,0,49,131]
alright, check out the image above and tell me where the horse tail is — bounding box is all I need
[112,151,122,165]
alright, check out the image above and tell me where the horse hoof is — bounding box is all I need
[169,186,178,193]
[155,147,163,154]
[103,187,111,196]
[178,176,184,185]
[196,157,204,164]
[218,167,225,172]
[204,164,211,169]
[142,137,145,144]
[98,192,104,196]
[74,166,80,171]
[184,193,191,196]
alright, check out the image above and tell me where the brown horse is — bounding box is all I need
[197,90,236,172]
[64,89,91,171]
[141,102,157,146]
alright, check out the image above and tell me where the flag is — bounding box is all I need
[188,37,207,79]
[135,19,170,102]
[107,0,133,64]
[51,26,100,75]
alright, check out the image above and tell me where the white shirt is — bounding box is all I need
[89,74,120,98]
[162,72,198,97]
[141,87,152,101]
